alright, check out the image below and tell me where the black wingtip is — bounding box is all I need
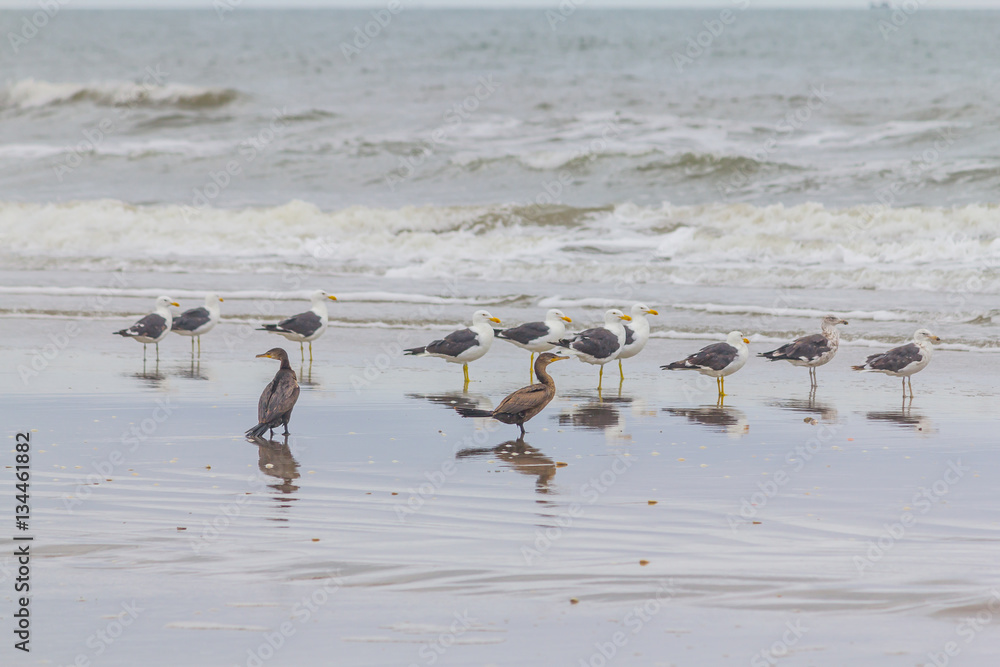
[403,347,425,356]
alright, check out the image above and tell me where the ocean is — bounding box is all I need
[4,9,1000,667]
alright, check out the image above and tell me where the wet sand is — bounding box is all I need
[2,315,999,666]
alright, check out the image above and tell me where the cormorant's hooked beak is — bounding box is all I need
[256,352,275,359]
[551,355,570,362]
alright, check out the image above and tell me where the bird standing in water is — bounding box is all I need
[246,348,300,439]
[455,352,568,436]
[171,293,224,357]
[114,295,180,361]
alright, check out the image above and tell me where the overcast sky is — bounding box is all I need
[2,0,1000,8]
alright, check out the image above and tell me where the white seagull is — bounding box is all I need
[496,308,573,374]
[256,290,337,362]
[616,303,659,380]
[555,309,632,390]
[662,331,750,397]
[852,328,940,397]
[114,295,179,361]
[758,315,849,386]
[171,293,224,357]
[404,309,502,384]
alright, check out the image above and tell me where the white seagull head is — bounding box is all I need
[472,309,502,325]
[604,309,632,324]
[156,296,180,310]
[914,328,941,345]
[631,303,659,318]
[310,290,338,305]
[727,330,750,346]
[545,309,572,323]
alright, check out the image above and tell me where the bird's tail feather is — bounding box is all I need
[662,361,690,370]
[257,324,281,332]
[404,347,427,356]
[246,423,269,438]
[757,351,783,360]
[851,364,866,371]
[455,407,494,419]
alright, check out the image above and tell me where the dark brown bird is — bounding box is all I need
[246,348,300,439]
[455,352,568,436]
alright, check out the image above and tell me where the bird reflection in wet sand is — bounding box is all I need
[297,361,318,387]
[558,391,631,432]
[248,435,301,495]
[456,438,557,493]
[663,405,749,437]
[866,397,936,434]
[406,389,494,415]
[770,391,839,423]
[175,357,209,381]
[130,359,166,387]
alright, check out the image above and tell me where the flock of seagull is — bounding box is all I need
[113,292,942,439]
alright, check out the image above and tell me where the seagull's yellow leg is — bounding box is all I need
[197,336,201,357]
[155,342,160,361]
[720,375,726,397]
[463,363,470,384]
[619,358,625,382]
[908,376,913,395]
[299,342,305,363]
[598,365,604,391]
[191,337,195,356]
[309,341,313,362]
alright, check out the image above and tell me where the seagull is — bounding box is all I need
[852,328,940,396]
[496,309,572,374]
[554,309,632,390]
[171,293,224,357]
[662,331,750,397]
[256,290,337,362]
[404,310,502,384]
[455,352,568,436]
[758,316,849,386]
[616,303,659,381]
[246,348,300,439]
[114,295,179,361]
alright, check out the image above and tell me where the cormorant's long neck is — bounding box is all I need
[279,357,293,371]
[534,364,555,387]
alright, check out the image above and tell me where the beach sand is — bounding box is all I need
[2,314,999,666]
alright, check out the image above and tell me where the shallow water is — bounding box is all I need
[2,310,999,665]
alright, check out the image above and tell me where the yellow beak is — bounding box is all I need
[490,317,501,324]
[648,309,659,316]
[219,297,224,302]
[328,295,338,301]
[621,314,632,321]
[743,337,750,344]
[170,302,180,307]
[255,353,272,359]
[932,335,942,343]
[561,316,572,323]
[552,355,570,362]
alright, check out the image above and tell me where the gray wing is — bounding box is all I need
[680,342,737,371]
[761,333,830,362]
[259,371,299,423]
[494,383,550,416]
[864,342,922,372]
[274,310,322,337]
[566,327,620,359]
[120,313,167,338]
[498,321,550,345]
[623,324,636,347]
[426,328,480,357]
[172,306,211,332]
